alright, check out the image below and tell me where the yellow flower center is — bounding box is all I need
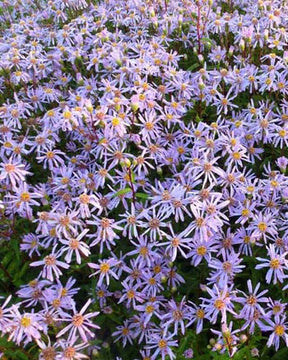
[21,316,31,328]
[258,222,267,232]
[158,339,167,349]
[100,262,110,273]
[270,258,280,269]
[20,192,30,202]
[275,325,285,336]
[72,314,84,327]
[197,246,207,256]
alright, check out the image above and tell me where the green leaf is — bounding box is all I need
[187,63,199,71]
[135,192,149,200]
[112,188,132,198]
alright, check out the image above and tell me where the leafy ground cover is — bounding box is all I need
[0,0,288,359]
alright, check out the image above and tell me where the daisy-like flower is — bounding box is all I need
[261,316,288,350]
[57,299,99,342]
[201,284,236,324]
[160,297,191,336]
[256,244,288,284]
[208,252,245,286]
[158,227,192,262]
[60,229,91,264]
[88,258,119,287]
[5,182,42,219]
[248,212,278,242]
[30,247,69,281]
[0,156,31,189]
[0,295,12,333]
[112,320,134,347]
[8,306,42,345]
[57,337,89,359]
[145,332,178,360]
[235,280,269,319]
[87,216,122,252]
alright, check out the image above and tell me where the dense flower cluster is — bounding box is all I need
[0,0,287,359]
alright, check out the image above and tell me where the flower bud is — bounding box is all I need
[221,323,230,336]
[157,166,163,175]
[116,59,122,67]
[251,348,259,357]
[239,39,245,51]
[120,158,131,168]
[209,338,216,346]
[240,334,248,343]
[92,349,99,357]
[198,54,204,63]
[161,275,167,283]
[214,343,222,351]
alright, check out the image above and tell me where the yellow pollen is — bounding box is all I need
[20,192,30,202]
[96,252,110,268]
[232,152,241,160]
[127,290,135,299]
[275,325,285,336]
[145,122,154,130]
[247,295,257,305]
[145,305,154,314]
[214,299,225,310]
[139,247,148,256]
[79,194,90,204]
[69,239,79,250]
[46,151,55,159]
[4,164,16,173]
[64,347,76,357]
[45,255,56,266]
[100,218,110,228]
[21,316,31,327]
[158,339,167,349]
[197,246,207,256]
[72,314,84,327]
[196,309,205,318]
[270,258,280,269]
[242,209,250,217]
[258,222,267,232]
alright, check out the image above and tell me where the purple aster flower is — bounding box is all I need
[256,244,287,284]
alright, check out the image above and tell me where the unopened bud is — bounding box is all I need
[120,158,131,168]
[209,338,216,346]
[161,276,167,283]
[240,334,248,343]
[116,59,122,67]
[221,323,230,336]
[198,54,204,63]
[214,343,222,351]
[239,39,245,51]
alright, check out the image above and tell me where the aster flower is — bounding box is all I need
[256,244,288,284]
[145,332,178,360]
[261,316,288,350]
[0,156,31,189]
[235,280,269,320]
[88,258,119,287]
[57,299,99,342]
[30,247,69,281]
[201,284,236,324]
[60,229,91,264]
[8,306,42,345]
